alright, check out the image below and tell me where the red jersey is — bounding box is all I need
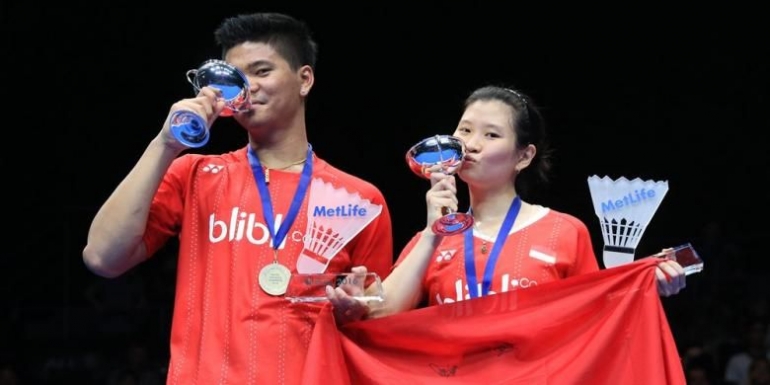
[395,206,598,306]
[143,146,393,385]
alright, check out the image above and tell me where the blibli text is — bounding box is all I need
[209,207,287,247]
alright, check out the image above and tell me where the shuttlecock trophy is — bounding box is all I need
[284,178,385,303]
[587,175,704,275]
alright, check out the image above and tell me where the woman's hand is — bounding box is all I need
[425,173,458,233]
[654,248,687,297]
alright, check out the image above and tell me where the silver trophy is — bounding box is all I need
[406,135,473,236]
[169,59,251,148]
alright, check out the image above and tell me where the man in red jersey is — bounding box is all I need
[82,12,393,385]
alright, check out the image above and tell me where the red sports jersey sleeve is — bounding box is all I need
[143,153,193,257]
[560,211,600,277]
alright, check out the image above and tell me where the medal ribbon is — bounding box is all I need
[463,196,521,298]
[247,144,313,252]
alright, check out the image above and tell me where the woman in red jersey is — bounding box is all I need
[328,85,685,322]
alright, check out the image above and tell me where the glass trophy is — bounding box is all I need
[285,272,384,303]
[660,243,704,276]
[406,135,473,236]
[169,59,251,148]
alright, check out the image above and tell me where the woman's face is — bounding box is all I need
[453,100,528,187]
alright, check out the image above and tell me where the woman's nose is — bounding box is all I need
[464,136,480,153]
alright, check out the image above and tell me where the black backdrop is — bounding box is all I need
[3,2,768,382]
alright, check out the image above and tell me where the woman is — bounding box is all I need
[328,85,686,321]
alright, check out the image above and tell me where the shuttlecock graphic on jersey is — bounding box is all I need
[587,175,669,269]
[296,178,383,274]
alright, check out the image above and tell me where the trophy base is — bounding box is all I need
[285,272,384,303]
[432,213,474,236]
[288,295,385,304]
[169,110,209,148]
[664,243,704,276]
[635,243,704,276]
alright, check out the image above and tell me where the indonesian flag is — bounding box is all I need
[301,258,685,385]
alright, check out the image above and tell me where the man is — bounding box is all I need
[83,12,393,384]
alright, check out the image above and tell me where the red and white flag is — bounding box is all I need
[302,258,685,385]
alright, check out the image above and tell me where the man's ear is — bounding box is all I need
[299,65,314,96]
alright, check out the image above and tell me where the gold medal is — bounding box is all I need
[259,262,291,296]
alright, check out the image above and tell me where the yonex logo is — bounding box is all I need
[202,163,224,173]
[436,250,456,263]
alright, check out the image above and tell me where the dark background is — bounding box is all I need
[3,3,768,384]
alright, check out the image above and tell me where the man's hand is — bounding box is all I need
[326,266,371,325]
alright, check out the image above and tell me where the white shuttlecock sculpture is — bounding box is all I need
[587,175,669,269]
[296,178,383,274]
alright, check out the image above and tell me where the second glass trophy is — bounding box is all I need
[285,272,384,303]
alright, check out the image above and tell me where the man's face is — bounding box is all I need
[225,42,310,131]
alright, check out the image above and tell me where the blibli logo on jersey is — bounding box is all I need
[435,274,538,305]
[208,207,287,248]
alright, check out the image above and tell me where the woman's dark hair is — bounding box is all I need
[463,85,552,199]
